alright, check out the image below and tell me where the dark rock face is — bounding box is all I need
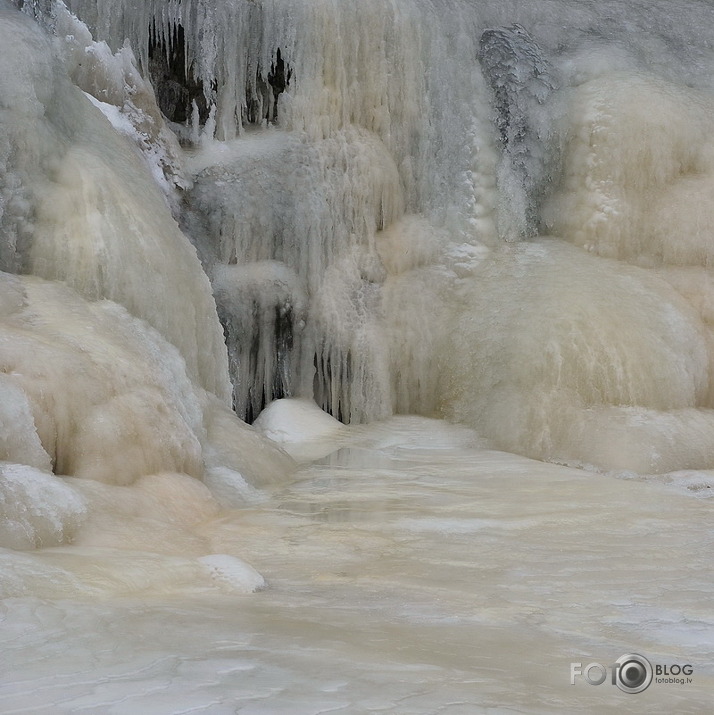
[216,294,298,424]
[12,0,52,23]
[478,24,560,240]
[148,22,292,130]
[313,342,353,425]
[246,48,293,125]
[479,25,556,144]
[148,23,210,125]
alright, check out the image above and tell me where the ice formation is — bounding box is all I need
[4,0,714,567]
[478,23,561,240]
[2,1,714,711]
[1,2,229,397]
[0,2,295,569]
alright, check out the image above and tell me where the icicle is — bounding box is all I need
[189,99,201,144]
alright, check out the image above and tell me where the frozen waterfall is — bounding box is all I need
[1,0,714,712]
[28,0,714,472]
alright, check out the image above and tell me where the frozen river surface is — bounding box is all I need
[2,416,712,714]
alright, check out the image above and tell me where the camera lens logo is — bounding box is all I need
[614,654,653,693]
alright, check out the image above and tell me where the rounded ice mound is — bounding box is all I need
[254,398,344,442]
[202,466,267,508]
[0,274,205,485]
[442,241,713,472]
[253,398,346,461]
[0,375,52,471]
[0,463,87,550]
[198,554,266,593]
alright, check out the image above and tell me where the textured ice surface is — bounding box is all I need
[1,423,712,712]
[0,463,87,550]
[198,554,266,593]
